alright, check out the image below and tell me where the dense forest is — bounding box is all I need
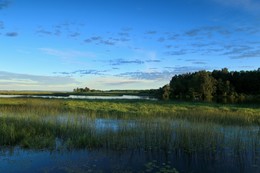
[157,68,260,102]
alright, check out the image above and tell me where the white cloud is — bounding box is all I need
[0,71,79,91]
[78,76,164,90]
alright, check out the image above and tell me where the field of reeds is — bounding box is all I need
[1,98,260,125]
[0,98,259,172]
[0,98,259,149]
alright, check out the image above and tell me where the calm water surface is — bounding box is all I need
[0,117,259,173]
[0,94,155,100]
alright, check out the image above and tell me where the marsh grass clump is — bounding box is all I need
[0,115,88,149]
[0,116,57,149]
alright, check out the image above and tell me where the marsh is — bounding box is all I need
[0,98,259,172]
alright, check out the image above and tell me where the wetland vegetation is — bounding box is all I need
[0,98,260,172]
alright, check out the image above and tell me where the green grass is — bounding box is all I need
[0,98,259,152]
[1,98,260,125]
[66,99,260,124]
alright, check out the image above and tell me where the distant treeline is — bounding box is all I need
[73,87,145,96]
[156,68,260,102]
[72,68,260,103]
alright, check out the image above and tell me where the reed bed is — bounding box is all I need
[1,98,259,125]
[0,98,259,173]
[0,98,259,154]
[0,112,259,154]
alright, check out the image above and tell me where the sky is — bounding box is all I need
[0,0,259,91]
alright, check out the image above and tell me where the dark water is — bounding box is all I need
[1,146,259,173]
[0,118,260,173]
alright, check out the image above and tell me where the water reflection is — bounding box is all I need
[0,116,259,173]
[0,94,156,100]
[1,146,259,173]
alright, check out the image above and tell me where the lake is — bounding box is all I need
[0,94,156,100]
[0,115,259,173]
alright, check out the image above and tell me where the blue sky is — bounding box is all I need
[0,0,259,91]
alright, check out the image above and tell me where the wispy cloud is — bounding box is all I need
[185,29,200,37]
[0,71,79,91]
[5,32,18,37]
[80,76,157,90]
[0,21,4,29]
[220,44,260,59]
[118,32,130,37]
[36,28,52,35]
[192,61,207,65]
[40,48,95,59]
[55,69,108,76]
[90,36,102,41]
[230,49,260,59]
[157,37,165,42]
[110,58,144,66]
[191,43,211,48]
[69,32,80,38]
[165,45,173,49]
[120,38,130,42]
[161,24,258,58]
[109,58,161,66]
[103,79,144,86]
[185,26,231,38]
[0,0,10,10]
[101,40,116,46]
[36,22,84,38]
[145,31,157,35]
[185,59,207,65]
[0,71,77,85]
[234,26,260,34]
[212,0,260,14]
[164,49,188,56]
[222,45,252,56]
[145,59,161,63]
[166,33,180,41]
[84,36,121,46]
[117,66,211,80]
[118,71,173,80]
[84,38,92,43]
[97,77,155,89]
[164,66,211,74]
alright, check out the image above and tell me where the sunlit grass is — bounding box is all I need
[56,99,260,125]
[0,98,260,125]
